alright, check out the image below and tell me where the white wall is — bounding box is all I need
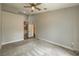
[0,4,2,49]
[33,5,79,51]
[2,11,26,45]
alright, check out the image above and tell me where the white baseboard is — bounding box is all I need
[2,39,24,45]
[38,37,74,51]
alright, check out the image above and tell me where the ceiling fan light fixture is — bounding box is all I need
[31,6,35,10]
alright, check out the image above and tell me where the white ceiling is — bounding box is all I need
[2,3,79,15]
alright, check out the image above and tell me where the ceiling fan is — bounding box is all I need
[24,3,47,12]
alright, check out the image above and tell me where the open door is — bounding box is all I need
[28,24,34,38]
[24,21,35,39]
[24,21,28,39]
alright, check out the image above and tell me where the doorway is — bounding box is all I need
[24,21,35,39]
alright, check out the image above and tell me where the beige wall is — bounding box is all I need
[33,5,79,51]
[0,4,2,49]
[2,11,26,45]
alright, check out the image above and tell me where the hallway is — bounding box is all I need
[0,39,76,56]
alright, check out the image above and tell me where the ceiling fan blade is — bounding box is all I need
[35,7,41,11]
[35,3,41,5]
[24,6,31,8]
[44,8,47,10]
